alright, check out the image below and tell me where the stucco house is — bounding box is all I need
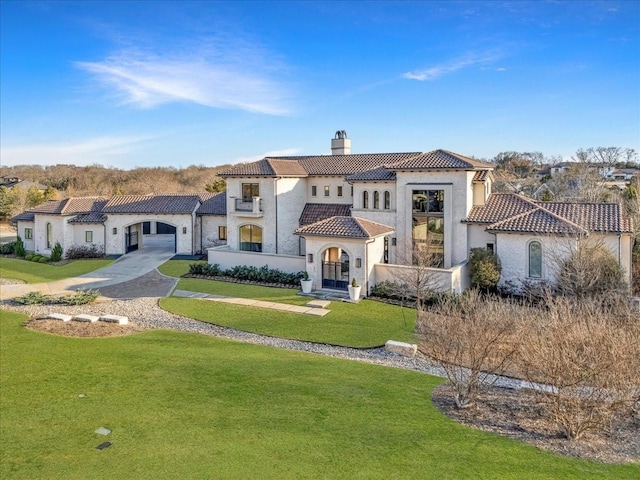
[11,132,634,297]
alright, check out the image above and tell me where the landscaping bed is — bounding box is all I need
[25,319,146,337]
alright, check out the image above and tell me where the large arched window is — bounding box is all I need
[528,241,542,278]
[46,222,53,249]
[384,191,391,210]
[373,191,380,209]
[239,225,263,252]
[362,191,369,209]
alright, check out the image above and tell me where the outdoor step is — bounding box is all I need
[385,340,418,358]
[100,314,129,325]
[47,313,73,322]
[74,314,99,323]
[306,299,331,309]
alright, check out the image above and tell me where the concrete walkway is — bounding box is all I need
[173,289,331,316]
[0,246,176,301]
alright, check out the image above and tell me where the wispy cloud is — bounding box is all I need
[1,135,153,167]
[234,148,301,164]
[403,50,505,81]
[76,38,294,115]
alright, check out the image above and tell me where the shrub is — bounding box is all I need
[188,263,303,285]
[65,243,105,259]
[14,236,25,257]
[14,289,100,305]
[25,253,34,261]
[469,247,501,291]
[0,240,16,255]
[38,256,49,263]
[50,241,63,262]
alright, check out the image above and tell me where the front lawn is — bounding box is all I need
[0,257,114,283]
[161,296,417,347]
[157,259,202,278]
[1,311,636,480]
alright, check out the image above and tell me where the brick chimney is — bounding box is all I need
[331,130,351,155]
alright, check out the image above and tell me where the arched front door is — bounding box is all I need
[321,247,349,290]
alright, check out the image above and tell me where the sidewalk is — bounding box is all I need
[173,289,331,317]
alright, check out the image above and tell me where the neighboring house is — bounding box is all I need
[549,162,615,178]
[12,192,227,256]
[610,168,638,181]
[10,132,634,296]
[0,176,47,190]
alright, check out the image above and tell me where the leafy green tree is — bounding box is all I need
[205,178,226,193]
[26,185,45,209]
[50,241,63,262]
[43,185,58,201]
[0,186,19,220]
[14,236,25,257]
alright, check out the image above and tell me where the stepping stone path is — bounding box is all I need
[100,314,129,325]
[45,313,129,325]
[306,299,331,309]
[46,313,73,322]
[73,314,99,323]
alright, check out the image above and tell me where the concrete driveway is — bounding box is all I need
[0,240,178,300]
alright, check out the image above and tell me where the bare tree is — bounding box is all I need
[418,290,519,408]
[390,244,446,310]
[518,296,640,440]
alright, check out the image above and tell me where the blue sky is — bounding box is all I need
[1,0,639,169]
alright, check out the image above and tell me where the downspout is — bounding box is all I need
[364,237,376,296]
[274,178,280,254]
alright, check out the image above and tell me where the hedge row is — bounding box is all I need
[189,263,305,286]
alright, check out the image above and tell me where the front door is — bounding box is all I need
[322,260,349,290]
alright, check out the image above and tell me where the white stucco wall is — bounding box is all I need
[16,220,35,252]
[32,214,68,254]
[351,183,395,211]
[71,224,105,252]
[307,176,353,204]
[275,177,308,255]
[196,215,227,253]
[373,261,470,294]
[467,225,496,250]
[208,245,305,273]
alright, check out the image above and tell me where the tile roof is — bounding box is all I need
[387,150,493,170]
[345,166,396,182]
[102,195,201,214]
[465,193,633,234]
[28,197,107,215]
[299,203,352,226]
[197,192,227,215]
[11,211,35,222]
[295,216,394,238]
[68,212,108,224]
[473,170,490,182]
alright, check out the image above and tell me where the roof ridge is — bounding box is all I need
[531,202,590,234]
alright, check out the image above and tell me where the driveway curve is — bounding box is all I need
[0,246,177,300]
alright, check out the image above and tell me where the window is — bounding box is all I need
[85,231,93,243]
[324,186,330,197]
[218,226,227,240]
[311,185,317,197]
[373,191,380,209]
[337,186,343,197]
[46,223,52,249]
[384,236,389,263]
[528,241,542,278]
[486,243,494,252]
[239,225,263,252]
[112,228,117,235]
[363,191,369,209]
[412,189,445,268]
[384,191,390,210]
[350,186,353,197]
[242,183,260,202]
[24,228,33,240]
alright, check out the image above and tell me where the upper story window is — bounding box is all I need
[412,189,445,268]
[373,191,380,209]
[362,191,369,209]
[311,185,317,197]
[324,186,330,197]
[384,191,390,210]
[413,190,444,214]
[337,186,343,197]
[242,183,259,202]
[239,224,262,252]
[528,241,542,278]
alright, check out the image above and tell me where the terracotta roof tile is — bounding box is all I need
[465,193,633,234]
[388,150,493,170]
[68,212,107,224]
[103,195,200,214]
[197,192,227,215]
[345,166,396,182]
[295,216,394,238]
[473,170,490,182]
[299,203,351,226]
[28,197,107,215]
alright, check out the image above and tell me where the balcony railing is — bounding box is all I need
[233,197,263,215]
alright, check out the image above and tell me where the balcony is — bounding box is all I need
[232,196,264,217]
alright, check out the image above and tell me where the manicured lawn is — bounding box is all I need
[161,296,417,347]
[157,259,203,278]
[2,312,636,480]
[0,257,114,283]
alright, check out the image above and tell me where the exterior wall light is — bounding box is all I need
[356,258,362,268]
[112,228,117,235]
[182,227,187,234]
[307,254,314,263]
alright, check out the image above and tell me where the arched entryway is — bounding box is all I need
[125,221,177,254]
[321,247,349,290]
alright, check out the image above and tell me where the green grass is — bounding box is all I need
[157,259,203,278]
[161,296,417,347]
[0,257,113,283]
[176,277,310,305]
[2,312,636,480]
